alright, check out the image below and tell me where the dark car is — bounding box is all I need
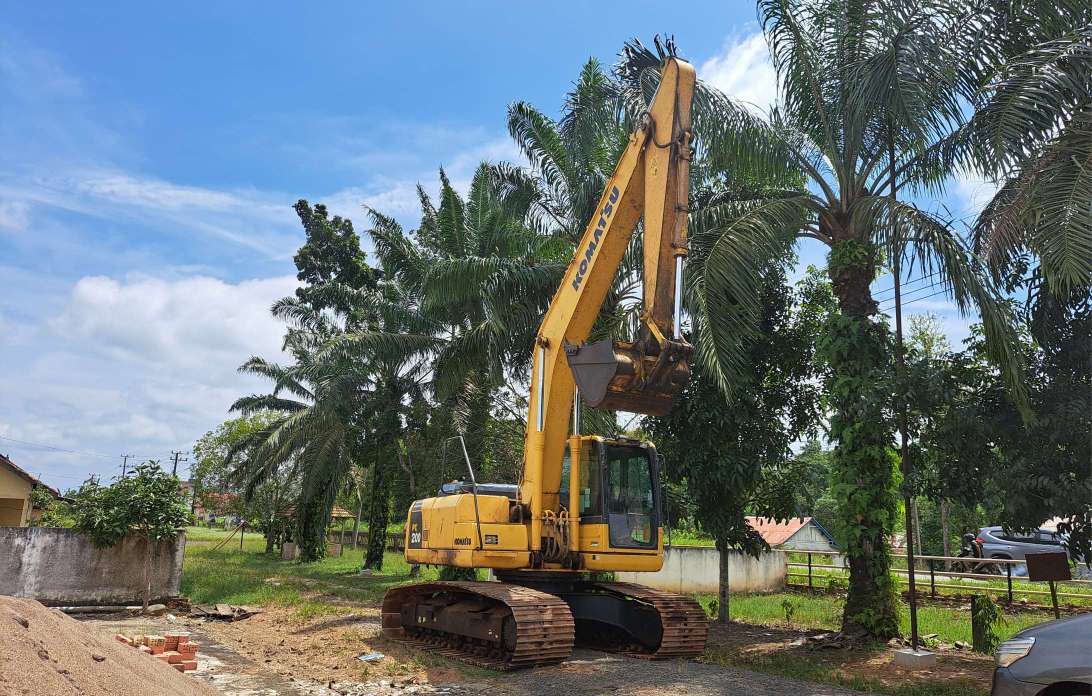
[992,613,1092,696]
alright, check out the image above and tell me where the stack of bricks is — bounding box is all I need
[113,631,199,673]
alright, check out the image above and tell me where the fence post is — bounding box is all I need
[930,561,936,597]
[240,522,244,551]
[1006,562,1013,604]
[807,552,813,589]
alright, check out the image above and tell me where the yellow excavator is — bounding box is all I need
[381,56,708,669]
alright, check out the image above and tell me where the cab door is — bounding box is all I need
[602,444,660,550]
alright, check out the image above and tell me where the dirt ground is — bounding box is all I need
[80,607,900,696]
[706,621,994,692]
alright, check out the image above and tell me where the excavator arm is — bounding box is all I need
[519,57,695,550]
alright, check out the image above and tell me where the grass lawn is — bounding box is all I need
[694,590,1055,645]
[181,526,437,620]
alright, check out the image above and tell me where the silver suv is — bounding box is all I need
[977,526,1066,561]
[991,613,1092,696]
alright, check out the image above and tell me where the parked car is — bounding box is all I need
[991,613,1092,696]
[977,526,1067,561]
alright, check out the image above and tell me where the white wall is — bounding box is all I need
[616,546,786,594]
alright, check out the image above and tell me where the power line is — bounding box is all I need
[880,288,951,311]
[0,435,126,461]
[873,271,941,300]
[887,281,947,305]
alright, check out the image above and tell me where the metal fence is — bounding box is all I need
[784,550,1092,606]
[325,528,404,551]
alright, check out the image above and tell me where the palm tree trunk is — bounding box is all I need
[363,460,389,570]
[826,238,900,640]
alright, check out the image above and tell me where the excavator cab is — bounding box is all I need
[560,437,662,550]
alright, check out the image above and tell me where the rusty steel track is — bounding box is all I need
[381,581,574,670]
[587,582,709,659]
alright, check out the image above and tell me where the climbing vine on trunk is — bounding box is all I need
[824,240,901,639]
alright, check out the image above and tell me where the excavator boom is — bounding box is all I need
[520,56,695,537]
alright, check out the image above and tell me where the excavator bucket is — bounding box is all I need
[565,338,690,416]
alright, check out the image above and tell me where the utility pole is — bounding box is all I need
[120,454,132,477]
[888,122,919,653]
[169,450,188,477]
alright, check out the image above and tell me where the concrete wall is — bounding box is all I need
[616,545,786,594]
[0,465,32,526]
[0,527,186,605]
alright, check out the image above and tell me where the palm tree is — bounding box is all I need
[229,276,437,565]
[365,164,566,468]
[618,7,1028,638]
[953,2,1091,295]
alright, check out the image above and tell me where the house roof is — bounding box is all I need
[745,516,834,546]
[0,453,60,499]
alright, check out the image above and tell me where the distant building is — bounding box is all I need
[193,492,239,521]
[0,454,59,527]
[746,516,838,553]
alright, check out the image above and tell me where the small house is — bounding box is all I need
[0,454,59,527]
[746,516,838,553]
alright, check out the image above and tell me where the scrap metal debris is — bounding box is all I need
[188,604,262,621]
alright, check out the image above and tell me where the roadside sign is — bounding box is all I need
[1025,552,1071,581]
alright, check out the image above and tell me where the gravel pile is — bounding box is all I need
[0,596,219,696]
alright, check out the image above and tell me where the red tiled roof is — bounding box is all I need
[0,453,60,498]
[745,516,813,546]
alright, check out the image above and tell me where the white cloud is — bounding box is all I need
[950,169,1000,218]
[54,273,296,373]
[1,273,298,486]
[0,199,30,231]
[0,169,301,259]
[699,32,778,115]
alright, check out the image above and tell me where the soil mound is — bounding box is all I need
[0,596,218,696]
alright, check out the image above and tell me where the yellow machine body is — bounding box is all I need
[405,435,665,573]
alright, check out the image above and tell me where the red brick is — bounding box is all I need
[181,660,197,671]
[172,663,186,672]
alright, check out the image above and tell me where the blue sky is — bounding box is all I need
[0,2,993,489]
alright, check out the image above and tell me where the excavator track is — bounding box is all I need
[585,582,708,659]
[381,581,574,670]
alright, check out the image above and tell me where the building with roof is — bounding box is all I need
[746,516,838,553]
[0,454,59,527]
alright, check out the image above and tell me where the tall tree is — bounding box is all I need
[292,200,377,312]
